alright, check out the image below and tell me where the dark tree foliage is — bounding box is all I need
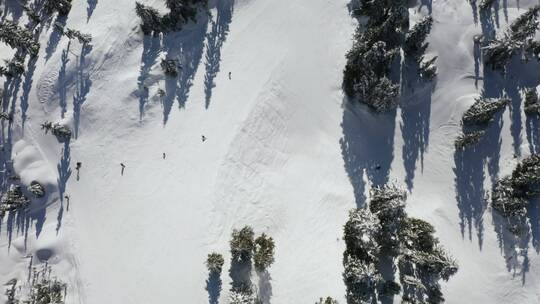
[344,0,434,112]
[135,0,208,35]
[0,21,40,56]
[44,0,73,16]
[343,184,458,304]
[484,5,540,70]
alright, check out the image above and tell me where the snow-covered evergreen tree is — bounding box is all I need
[135,2,163,35]
[404,16,434,58]
[0,20,40,56]
[44,0,73,16]
[253,233,275,272]
[206,252,225,274]
[461,96,509,125]
[454,130,485,150]
[230,226,255,262]
[524,87,540,115]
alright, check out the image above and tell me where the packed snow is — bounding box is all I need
[1,0,540,303]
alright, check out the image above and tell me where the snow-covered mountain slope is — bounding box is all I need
[1,0,540,303]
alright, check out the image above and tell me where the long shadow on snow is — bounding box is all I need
[204,0,234,109]
[1,0,24,22]
[400,57,432,192]
[45,15,68,61]
[161,15,209,125]
[340,100,395,206]
[257,271,272,304]
[87,0,98,22]
[137,35,161,121]
[73,44,93,138]
[56,142,71,234]
[206,272,222,304]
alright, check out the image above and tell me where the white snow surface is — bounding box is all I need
[1,0,540,303]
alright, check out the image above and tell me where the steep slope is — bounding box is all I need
[0,0,540,303]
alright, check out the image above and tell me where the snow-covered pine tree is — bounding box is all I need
[44,0,73,16]
[454,130,485,150]
[135,2,163,35]
[206,252,225,274]
[461,96,509,125]
[404,16,434,58]
[524,87,540,115]
[253,233,275,272]
[230,226,255,263]
[0,20,40,56]
[484,5,540,69]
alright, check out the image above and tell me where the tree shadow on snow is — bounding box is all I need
[87,0,98,22]
[73,44,93,138]
[161,16,209,125]
[400,57,433,192]
[340,100,396,206]
[257,270,272,304]
[206,272,222,304]
[56,142,71,234]
[204,0,234,109]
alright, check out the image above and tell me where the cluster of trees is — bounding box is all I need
[492,154,540,221]
[0,184,30,218]
[205,226,275,304]
[135,0,208,35]
[343,184,458,304]
[5,264,67,303]
[0,20,40,56]
[454,96,509,150]
[343,1,435,112]
[483,5,540,70]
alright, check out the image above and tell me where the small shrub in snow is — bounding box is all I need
[206,252,225,274]
[524,87,540,115]
[253,233,275,272]
[28,181,46,198]
[461,96,509,125]
[230,226,255,263]
[315,297,339,304]
[454,130,486,150]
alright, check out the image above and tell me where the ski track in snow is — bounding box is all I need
[1,0,540,303]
